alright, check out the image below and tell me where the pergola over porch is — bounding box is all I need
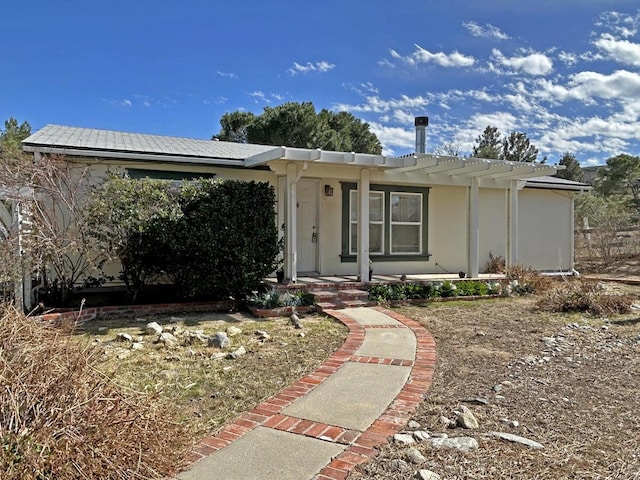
[245,148,562,284]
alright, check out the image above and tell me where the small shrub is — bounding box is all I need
[536,280,632,316]
[485,252,505,273]
[439,280,457,298]
[504,265,553,295]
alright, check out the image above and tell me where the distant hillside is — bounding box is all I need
[581,165,604,185]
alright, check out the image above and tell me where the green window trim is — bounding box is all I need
[340,182,431,262]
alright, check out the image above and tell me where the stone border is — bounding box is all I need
[180,306,437,479]
[30,300,235,325]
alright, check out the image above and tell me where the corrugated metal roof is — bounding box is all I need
[22,124,276,161]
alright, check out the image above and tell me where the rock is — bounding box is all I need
[440,416,455,428]
[393,433,416,445]
[430,432,448,439]
[456,405,480,429]
[97,326,108,333]
[494,395,506,401]
[390,459,410,472]
[255,330,270,340]
[407,420,421,430]
[413,430,431,442]
[290,313,302,329]
[491,432,544,449]
[476,330,486,337]
[131,342,144,350]
[209,332,230,348]
[405,446,426,464]
[116,350,131,360]
[500,418,519,428]
[416,470,441,480]
[169,316,184,323]
[165,355,181,362]
[226,326,242,337]
[493,384,503,393]
[115,332,133,342]
[461,397,488,405]
[145,322,163,336]
[158,369,179,381]
[227,346,246,359]
[210,352,227,360]
[429,436,478,452]
[298,332,306,337]
[159,332,178,346]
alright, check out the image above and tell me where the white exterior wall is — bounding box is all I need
[518,188,573,271]
[479,188,507,271]
[61,157,575,281]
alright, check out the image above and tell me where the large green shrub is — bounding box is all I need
[169,179,278,299]
[87,177,278,302]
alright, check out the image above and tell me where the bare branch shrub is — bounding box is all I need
[504,265,554,294]
[0,306,192,479]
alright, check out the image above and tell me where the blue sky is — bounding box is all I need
[2,0,639,165]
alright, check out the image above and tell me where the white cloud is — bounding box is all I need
[368,122,415,155]
[492,49,553,75]
[216,71,238,79]
[463,21,510,40]
[558,51,578,66]
[594,34,640,66]
[597,11,640,38]
[288,61,336,75]
[392,45,475,68]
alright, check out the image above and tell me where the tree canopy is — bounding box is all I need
[214,102,382,154]
[471,125,539,162]
[556,152,585,183]
[0,117,31,158]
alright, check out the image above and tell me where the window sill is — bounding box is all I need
[340,254,432,263]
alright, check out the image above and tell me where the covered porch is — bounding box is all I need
[246,147,561,285]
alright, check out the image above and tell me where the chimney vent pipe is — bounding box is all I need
[414,116,428,154]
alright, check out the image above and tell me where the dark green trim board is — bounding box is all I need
[340,182,431,262]
[126,169,217,181]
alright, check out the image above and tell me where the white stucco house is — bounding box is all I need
[21,121,590,288]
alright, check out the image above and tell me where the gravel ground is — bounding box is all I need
[349,289,640,480]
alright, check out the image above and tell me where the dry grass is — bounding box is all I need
[0,307,347,479]
[0,306,192,479]
[349,291,640,480]
[79,312,348,441]
[536,278,633,316]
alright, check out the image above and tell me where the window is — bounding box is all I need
[391,193,422,254]
[349,191,384,255]
[341,183,430,262]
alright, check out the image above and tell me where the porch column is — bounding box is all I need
[358,169,370,281]
[507,180,519,266]
[467,177,480,278]
[285,163,298,283]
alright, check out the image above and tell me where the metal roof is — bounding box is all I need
[22,124,277,165]
[22,125,565,182]
[524,175,592,191]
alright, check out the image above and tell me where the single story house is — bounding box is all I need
[21,121,590,287]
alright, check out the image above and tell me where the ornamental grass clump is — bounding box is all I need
[536,279,633,316]
[0,306,191,480]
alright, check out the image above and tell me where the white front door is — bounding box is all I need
[296,179,319,273]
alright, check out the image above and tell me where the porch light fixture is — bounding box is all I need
[324,185,334,196]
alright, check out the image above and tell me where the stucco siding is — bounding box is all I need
[518,188,573,271]
[479,188,507,272]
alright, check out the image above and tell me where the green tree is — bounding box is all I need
[501,131,539,163]
[0,117,31,160]
[471,126,501,159]
[214,102,382,154]
[594,154,640,196]
[214,111,256,143]
[556,152,585,182]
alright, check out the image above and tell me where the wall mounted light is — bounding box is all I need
[324,185,334,196]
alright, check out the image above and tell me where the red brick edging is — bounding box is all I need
[182,306,437,480]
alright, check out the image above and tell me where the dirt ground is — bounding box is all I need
[349,285,640,480]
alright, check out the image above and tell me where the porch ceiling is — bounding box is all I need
[245,149,562,181]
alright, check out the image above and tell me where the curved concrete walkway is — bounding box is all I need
[176,306,436,480]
